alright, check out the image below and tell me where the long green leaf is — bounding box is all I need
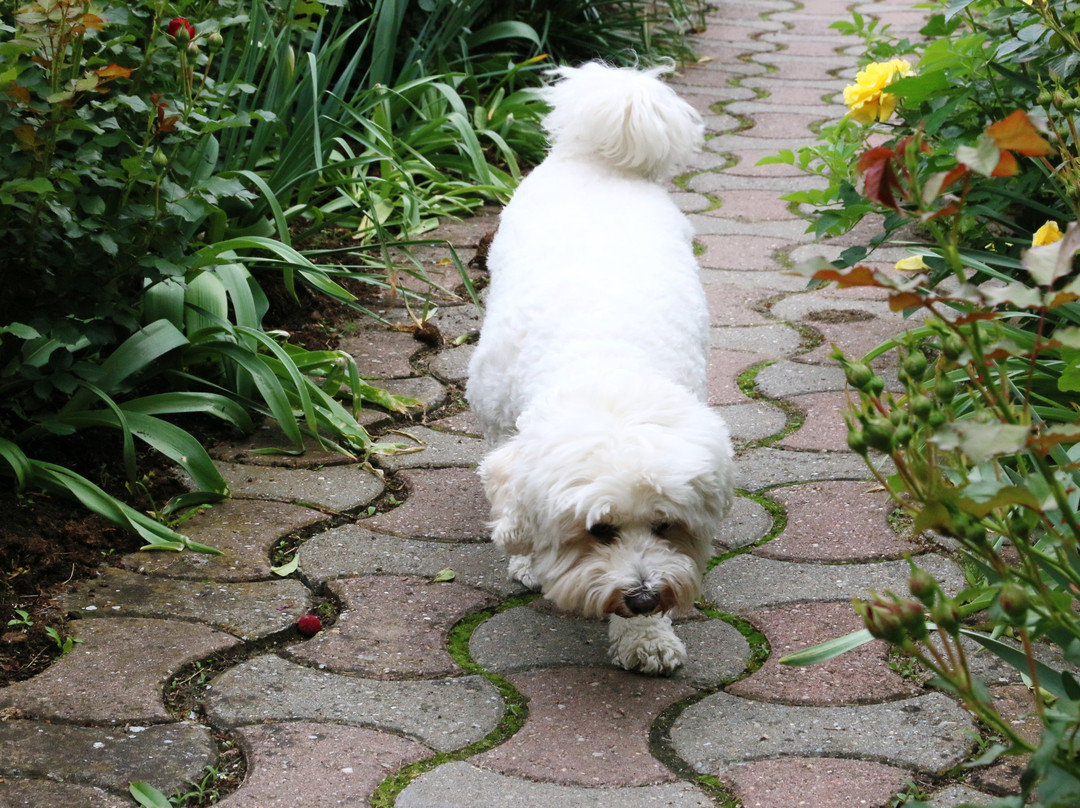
[959,628,1070,699]
[780,628,874,666]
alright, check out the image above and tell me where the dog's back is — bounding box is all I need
[467,63,709,444]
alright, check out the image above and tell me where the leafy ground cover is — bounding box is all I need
[0,0,702,691]
[775,0,1080,804]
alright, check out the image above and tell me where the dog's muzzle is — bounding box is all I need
[624,588,661,615]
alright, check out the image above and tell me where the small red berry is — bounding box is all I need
[297,614,321,636]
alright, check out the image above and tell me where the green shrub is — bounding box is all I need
[0,0,703,546]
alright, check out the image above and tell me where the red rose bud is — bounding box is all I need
[855,598,905,644]
[998,584,1029,620]
[297,614,322,636]
[896,598,928,641]
[167,16,195,44]
[931,599,961,635]
[908,566,937,607]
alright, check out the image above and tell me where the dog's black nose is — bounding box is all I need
[625,589,661,615]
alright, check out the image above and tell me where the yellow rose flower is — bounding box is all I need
[843,59,914,125]
[1033,220,1063,246]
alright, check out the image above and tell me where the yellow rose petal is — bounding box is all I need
[895,255,930,271]
[1033,221,1063,246]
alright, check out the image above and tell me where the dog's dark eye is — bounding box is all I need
[653,521,671,536]
[588,523,618,544]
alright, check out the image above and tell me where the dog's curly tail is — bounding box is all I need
[541,61,704,181]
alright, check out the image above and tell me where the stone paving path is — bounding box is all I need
[0,2,1032,807]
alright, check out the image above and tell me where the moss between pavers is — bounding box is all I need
[370,594,537,808]
[708,489,787,571]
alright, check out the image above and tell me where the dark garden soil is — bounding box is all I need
[0,268,385,689]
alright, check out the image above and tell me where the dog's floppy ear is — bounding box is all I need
[478,441,531,555]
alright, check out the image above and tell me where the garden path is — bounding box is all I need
[0,0,1032,806]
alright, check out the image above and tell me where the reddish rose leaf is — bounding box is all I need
[95,63,133,80]
[889,292,924,311]
[987,110,1053,156]
[991,149,1019,177]
[812,265,887,287]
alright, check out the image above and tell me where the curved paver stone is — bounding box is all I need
[376,375,448,414]
[121,498,329,581]
[0,617,240,724]
[0,720,216,795]
[700,280,774,326]
[428,409,482,436]
[706,350,761,405]
[728,602,919,704]
[299,524,522,597]
[672,190,712,212]
[757,480,913,562]
[777,391,854,452]
[709,323,804,357]
[801,315,920,367]
[690,214,817,241]
[697,235,800,272]
[338,329,422,379]
[428,304,484,344]
[469,606,749,687]
[714,494,773,551]
[473,667,694,787]
[214,722,430,808]
[0,779,127,808]
[672,690,975,774]
[372,425,484,470]
[736,446,873,490]
[209,420,356,467]
[704,553,965,614]
[755,359,901,398]
[715,400,788,443]
[59,567,313,640]
[206,654,502,753]
[426,343,474,385]
[755,359,848,397]
[719,757,912,808]
[396,761,714,808]
[286,575,495,677]
[197,461,384,513]
[364,468,489,540]
[927,784,998,807]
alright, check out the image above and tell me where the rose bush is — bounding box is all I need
[772,0,1080,804]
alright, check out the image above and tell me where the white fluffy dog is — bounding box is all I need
[466,62,735,675]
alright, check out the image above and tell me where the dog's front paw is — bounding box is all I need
[607,614,687,676]
[507,554,541,591]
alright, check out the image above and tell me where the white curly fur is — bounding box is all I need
[466,62,733,676]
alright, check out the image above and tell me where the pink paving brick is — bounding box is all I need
[287,575,494,678]
[701,276,774,326]
[365,467,490,541]
[727,602,919,704]
[707,350,762,405]
[697,234,796,271]
[217,723,430,807]
[713,189,801,222]
[755,480,911,562]
[742,113,825,139]
[721,757,912,808]
[0,618,240,724]
[474,667,694,787]
[778,391,855,452]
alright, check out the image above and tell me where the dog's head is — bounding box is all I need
[480,382,733,618]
